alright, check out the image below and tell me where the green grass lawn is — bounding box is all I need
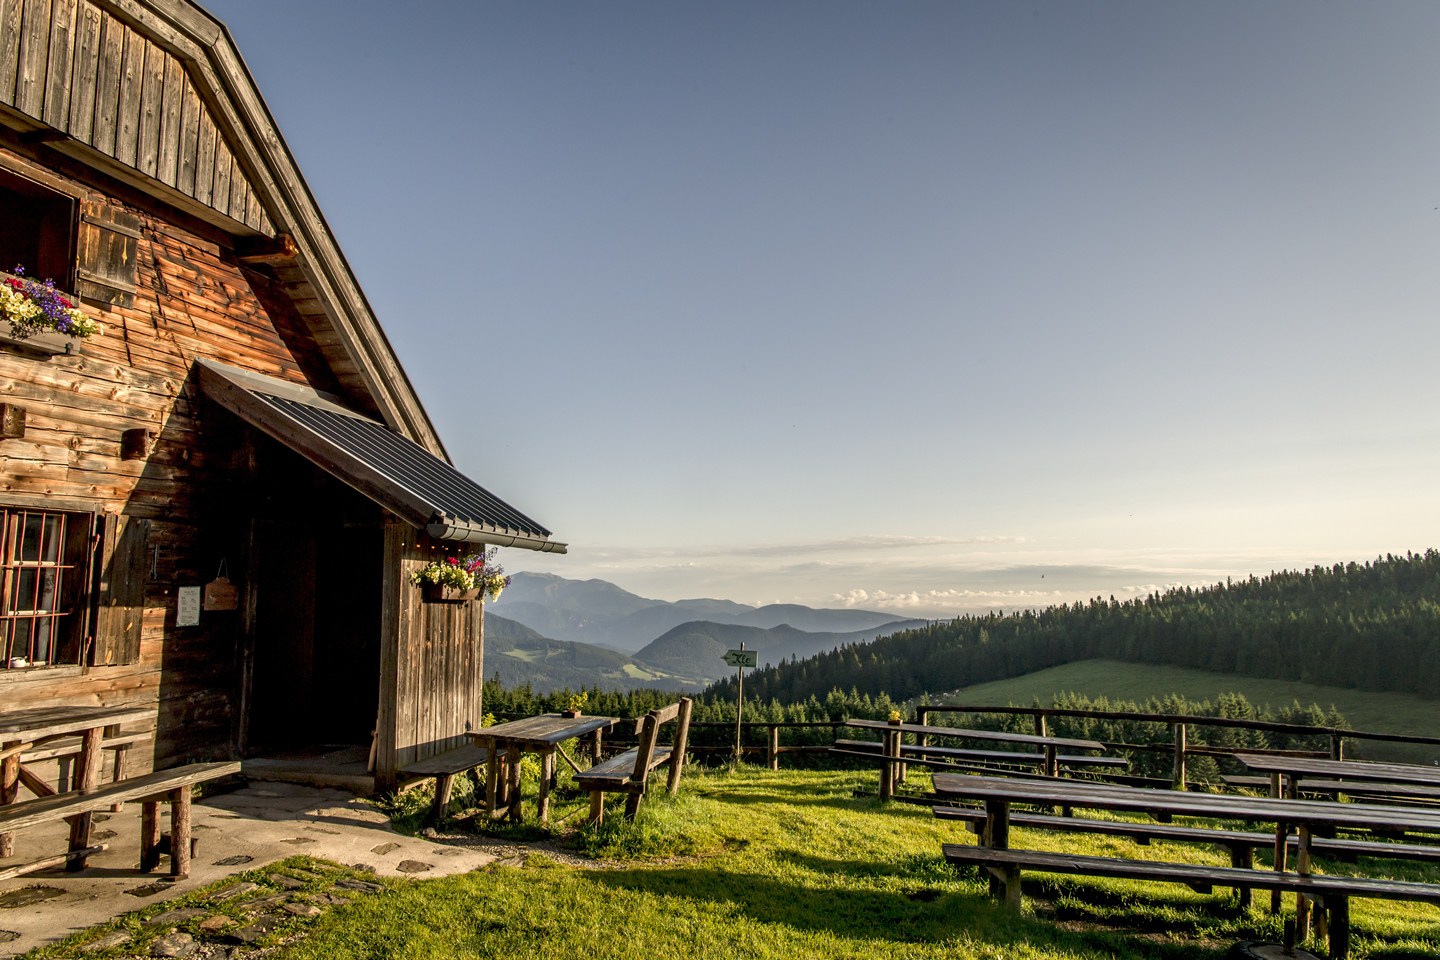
[946,660,1440,764]
[263,766,1439,960]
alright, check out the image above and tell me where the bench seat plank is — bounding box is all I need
[942,843,1440,904]
[400,744,489,778]
[934,804,1440,863]
[0,761,241,832]
[577,746,673,788]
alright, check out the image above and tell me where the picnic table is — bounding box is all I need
[933,772,1440,948]
[471,714,618,823]
[845,719,1108,799]
[1,704,152,867]
[1236,753,1440,802]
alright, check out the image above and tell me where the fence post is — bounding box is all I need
[1171,722,1187,790]
[767,724,780,770]
[1329,734,1344,761]
[1033,712,1048,739]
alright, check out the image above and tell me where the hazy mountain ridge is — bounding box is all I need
[483,573,925,691]
[492,572,900,653]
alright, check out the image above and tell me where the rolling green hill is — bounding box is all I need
[939,659,1440,763]
[716,551,1440,708]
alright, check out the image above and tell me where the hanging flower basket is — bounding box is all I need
[411,547,509,604]
[421,583,481,603]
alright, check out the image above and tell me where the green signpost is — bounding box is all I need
[723,644,758,764]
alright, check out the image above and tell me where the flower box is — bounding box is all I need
[421,584,481,603]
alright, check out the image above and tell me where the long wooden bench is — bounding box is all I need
[399,743,489,823]
[933,804,1440,865]
[575,698,692,825]
[942,842,1440,959]
[834,739,1129,771]
[0,760,240,879]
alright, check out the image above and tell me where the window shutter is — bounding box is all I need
[93,515,148,666]
[76,202,140,309]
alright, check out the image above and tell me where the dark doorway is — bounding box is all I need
[244,442,383,753]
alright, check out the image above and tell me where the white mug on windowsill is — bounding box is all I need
[6,658,28,668]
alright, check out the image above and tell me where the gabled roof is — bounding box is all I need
[198,359,566,553]
[0,0,442,455]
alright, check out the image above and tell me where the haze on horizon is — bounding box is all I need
[207,0,1440,620]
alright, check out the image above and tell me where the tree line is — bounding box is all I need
[706,550,1440,706]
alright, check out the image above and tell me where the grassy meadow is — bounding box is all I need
[945,659,1440,764]
[32,765,1430,960]
[272,767,1440,960]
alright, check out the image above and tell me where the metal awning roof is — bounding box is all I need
[196,358,566,553]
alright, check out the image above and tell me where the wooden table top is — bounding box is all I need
[1235,753,1440,788]
[0,704,153,742]
[847,719,1105,752]
[472,714,619,748]
[932,773,1440,834]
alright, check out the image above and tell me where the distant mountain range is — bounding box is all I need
[491,572,907,652]
[484,573,926,692]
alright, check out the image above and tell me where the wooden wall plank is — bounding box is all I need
[0,0,23,105]
[41,0,76,131]
[16,0,53,118]
[135,36,163,177]
[89,2,120,155]
[113,22,143,165]
[65,0,100,142]
[210,138,232,218]
[175,74,199,195]
[192,110,215,205]
[154,52,182,187]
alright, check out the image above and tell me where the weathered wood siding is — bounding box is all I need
[377,523,486,789]
[0,146,319,782]
[0,0,270,233]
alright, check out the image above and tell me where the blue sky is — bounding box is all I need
[206,1,1440,616]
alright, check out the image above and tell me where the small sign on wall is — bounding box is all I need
[176,586,201,627]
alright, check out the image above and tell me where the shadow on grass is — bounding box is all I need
[581,861,1235,959]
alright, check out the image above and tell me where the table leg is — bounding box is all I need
[1271,819,1288,913]
[484,743,500,815]
[66,727,104,871]
[537,750,554,823]
[983,798,1017,907]
[1295,824,1313,941]
[591,729,603,764]
[506,745,522,821]
[878,731,891,800]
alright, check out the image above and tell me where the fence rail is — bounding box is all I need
[492,706,1440,788]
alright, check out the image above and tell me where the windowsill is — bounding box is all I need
[0,663,85,683]
[0,325,79,357]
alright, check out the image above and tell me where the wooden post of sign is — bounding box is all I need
[733,643,745,768]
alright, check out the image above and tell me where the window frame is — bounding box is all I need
[0,506,95,670]
[0,167,78,291]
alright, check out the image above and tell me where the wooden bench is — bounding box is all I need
[399,743,490,823]
[834,739,1129,772]
[942,842,1440,959]
[933,805,1440,866]
[575,698,692,825]
[0,760,240,879]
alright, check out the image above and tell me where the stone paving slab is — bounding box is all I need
[0,782,500,956]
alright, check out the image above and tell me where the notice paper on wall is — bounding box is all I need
[177,586,201,627]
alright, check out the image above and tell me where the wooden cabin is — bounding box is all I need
[0,0,564,791]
